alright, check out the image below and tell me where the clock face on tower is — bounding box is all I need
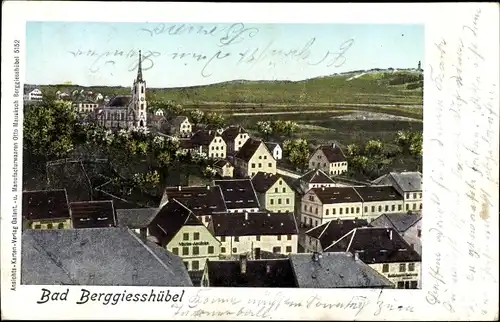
[140,97,145,102]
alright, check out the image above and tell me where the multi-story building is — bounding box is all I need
[72,100,99,114]
[234,138,276,178]
[301,187,364,228]
[251,172,295,213]
[293,169,338,195]
[324,227,422,289]
[265,142,283,160]
[221,125,250,154]
[354,186,404,222]
[22,189,72,230]
[370,212,422,255]
[69,200,117,229]
[209,211,299,257]
[303,218,369,253]
[23,88,43,101]
[212,159,234,178]
[148,199,222,276]
[190,130,227,159]
[372,171,423,212]
[159,185,227,226]
[170,116,192,138]
[213,179,261,213]
[308,143,348,175]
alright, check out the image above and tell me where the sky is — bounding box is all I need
[26,22,424,88]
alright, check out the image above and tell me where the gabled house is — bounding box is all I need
[354,186,404,221]
[265,142,283,160]
[24,88,43,101]
[209,211,299,257]
[212,159,234,178]
[234,138,276,178]
[149,114,167,130]
[308,143,348,175]
[251,172,295,213]
[148,199,222,276]
[324,227,422,289]
[170,116,192,138]
[213,179,260,213]
[304,218,369,253]
[190,130,227,159]
[69,200,117,229]
[22,189,72,230]
[372,172,422,212]
[221,126,250,154]
[370,212,422,255]
[294,168,338,196]
[21,227,193,286]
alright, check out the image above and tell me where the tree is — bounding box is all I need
[189,109,205,128]
[203,112,225,128]
[283,138,309,171]
[346,143,360,157]
[202,166,218,178]
[364,139,383,157]
[133,170,160,191]
[256,121,273,140]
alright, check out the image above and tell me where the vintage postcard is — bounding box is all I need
[1,2,498,320]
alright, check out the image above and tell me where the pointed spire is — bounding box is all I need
[136,50,143,82]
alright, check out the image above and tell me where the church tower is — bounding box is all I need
[132,50,147,128]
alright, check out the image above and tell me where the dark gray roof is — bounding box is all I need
[22,189,70,221]
[372,172,422,192]
[213,159,233,169]
[70,200,116,229]
[289,252,394,288]
[191,130,220,146]
[305,219,370,249]
[299,169,335,184]
[213,179,260,210]
[310,187,364,204]
[211,212,298,236]
[171,116,189,127]
[353,186,403,202]
[324,227,422,264]
[264,142,280,151]
[115,208,159,229]
[221,126,247,142]
[21,227,193,286]
[371,213,422,233]
[235,138,266,162]
[315,144,346,163]
[107,95,132,107]
[162,185,227,216]
[251,172,281,193]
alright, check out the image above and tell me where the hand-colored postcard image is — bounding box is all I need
[22,21,424,290]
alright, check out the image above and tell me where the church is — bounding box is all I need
[97,50,148,129]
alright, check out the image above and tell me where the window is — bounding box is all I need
[398,204,402,211]
[339,208,343,215]
[282,188,286,193]
[406,204,409,210]
[184,261,189,270]
[371,206,375,212]
[234,236,240,242]
[277,235,282,241]
[270,199,274,205]
[278,199,282,205]
[417,229,422,238]
[232,247,237,253]
[382,264,389,273]
[194,232,200,240]
[413,193,417,199]
[259,155,262,159]
[192,261,199,270]
[258,163,262,168]
[34,224,41,229]
[221,247,226,253]
[273,246,281,253]
[351,207,354,213]
[57,223,64,229]
[275,188,279,193]
[314,207,318,214]
[172,247,179,255]
[325,209,329,216]
[287,235,292,240]
[47,223,53,229]
[286,198,290,204]
[251,163,255,168]
[419,193,422,198]
[304,204,307,211]
[193,246,199,255]
[182,247,189,255]
[410,281,418,289]
[408,263,415,271]
[315,220,318,226]
[333,208,336,215]
[420,203,423,210]
[364,206,368,213]
[397,281,405,289]
[268,163,272,167]
[286,246,292,253]
[208,246,214,254]
[391,205,395,211]
[406,193,410,199]
[346,207,349,214]
[399,263,406,272]
[385,205,389,211]
[256,235,261,241]
[264,155,267,159]
[183,233,189,241]
[378,206,382,212]
[413,203,417,210]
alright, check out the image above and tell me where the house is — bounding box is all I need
[301,187,364,228]
[69,200,117,229]
[294,168,338,196]
[170,116,192,138]
[23,88,43,101]
[179,138,196,154]
[155,109,164,116]
[372,171,422,212]
[212,159,234,178]
[251,172,295,213]
[190,130,227,159]
[72,100,99,114]
[201,255,297,287]
[289,252,394,289]
[324,227,422,289]
[21,227,193,286]
[221,126,250,154]
[370,212,422,255]
[115,207,159,239]
[209,211,299,257]
[149,115,167,130]
[148,199,222,278]
[354,186,405,222]
[303,218,370,253]
[265,142,282,160]
[234,138,276,178]
[159,185,227,226]
[308,143,348,175]
[213,179,260,213]
[22,189,72,230]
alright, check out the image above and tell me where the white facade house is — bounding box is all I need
[24,88,43,101]
[372,172,423,213]
[265,142,282,160]
[213,179,261,213]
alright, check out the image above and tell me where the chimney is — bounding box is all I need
[240,254,248,275]
[266,264,271,274]
[177,186,182,191]
[206,185,211,190]
[312,252,320,262]
[244,212,249,220]
[332,142,336,148]
[389,229,393,240]
[354,251,359,261]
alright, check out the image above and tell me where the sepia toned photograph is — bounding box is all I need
[21,21,424,290]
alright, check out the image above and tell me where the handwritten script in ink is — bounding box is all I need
[427,6,498,319]
[67,23,355,77]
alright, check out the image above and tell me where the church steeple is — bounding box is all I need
[136,50,143,82]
